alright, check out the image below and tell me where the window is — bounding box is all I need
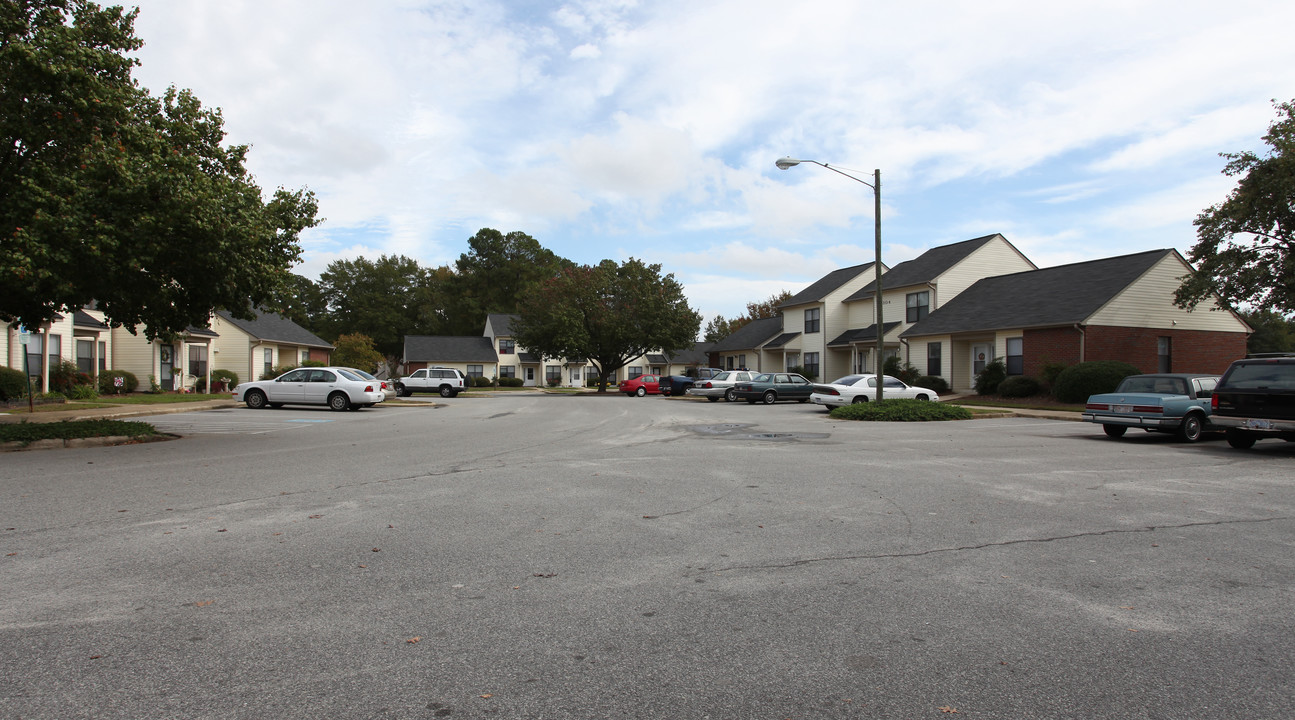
[570,367,581,382]
[1006,337,1024,376]
[98,341,106,372]
[726,356,734,370]
[738,354,746,369]
[411,369,427,379]
[906,291,929,323]
[1158,337,1172,373]
[500,366,516,379]
[301,350,309,365]
[804,308,820,334]
[803,352,820,380]
[498,339,515,354]
[467,365,483,378]
[189,345,208,378]
[545,366,562,384]
[927,342,941,377]
[26,334,43,379]
[77,339,94,374]
[628,366,643,379]
[263,348,273,376]
[47,334,61,375]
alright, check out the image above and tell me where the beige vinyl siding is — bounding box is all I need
[935,236,1037,302]
[1087,254,1249,332]
[209,315,252,383]
[110,330,158,383]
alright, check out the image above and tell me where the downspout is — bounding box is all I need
[900,337,910,367]
[1073,324,1086,363]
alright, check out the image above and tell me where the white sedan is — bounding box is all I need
[810,374,940,409]
[684,370,760,402]
[232,366,387,411]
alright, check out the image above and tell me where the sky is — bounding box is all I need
[125,0,1295,325]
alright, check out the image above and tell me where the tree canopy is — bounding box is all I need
[702,290,792,342]
[1176,99,1295,315]
[445,228,571,334]
[512,258,701,391]
[316,255,437,366]
[0,0,319,337]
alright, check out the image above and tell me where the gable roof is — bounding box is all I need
[215,309,332,348]
[712,316,784,352]
[664,341,715,366]
[72,310,109,330]
[485,313,519,337]
[779,262,877,308]
[404,335,498,363]
[845,234,1029,301]
[827,322,904,347]
[901,249,1175,337]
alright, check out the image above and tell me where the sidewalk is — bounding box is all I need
[0,398,239,424]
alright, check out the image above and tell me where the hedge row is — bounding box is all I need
[829,399,973,422]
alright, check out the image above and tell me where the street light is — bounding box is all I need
[775,157,886,400]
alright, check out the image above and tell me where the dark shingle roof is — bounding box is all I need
[827,322,903,347]
[664,342,714,366]
[712,317,784,352]
[216,309,331,348]
[647,354,669,365]
[404,336,498,363]
[486,313,519,337]
[901,249,1174,337]
[779,262,877,308]
[845,234,1026,301]
[763,332,802,349]
[72,310,109,330]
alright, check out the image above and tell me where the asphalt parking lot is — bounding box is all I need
[2,395,1292,719]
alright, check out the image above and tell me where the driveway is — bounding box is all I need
[2,396,1291,718]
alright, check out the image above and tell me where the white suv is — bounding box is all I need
[395,367,467,398]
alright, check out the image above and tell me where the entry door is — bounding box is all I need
[972,343,994,376]
[160,344,175,391]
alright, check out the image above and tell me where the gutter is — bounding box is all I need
[1074,324,1086,362]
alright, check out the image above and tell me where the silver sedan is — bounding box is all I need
[684,370,759,402]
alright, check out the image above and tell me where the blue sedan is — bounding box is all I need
[1083,373,1220,442]
[732,372,814,405]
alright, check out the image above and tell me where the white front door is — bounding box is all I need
[972,343,994,376]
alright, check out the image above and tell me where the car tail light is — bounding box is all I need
[1085,403,1109,411]
[703,382,713,388]
[365,385,375,392]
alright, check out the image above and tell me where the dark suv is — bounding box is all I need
[1210,355,1295,449]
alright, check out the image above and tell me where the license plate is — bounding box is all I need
[1245,419,1273,430]
[1113,404,1133,414]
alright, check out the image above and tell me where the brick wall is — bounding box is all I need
[1084,326,1245,374]
[1022,325,1246,376]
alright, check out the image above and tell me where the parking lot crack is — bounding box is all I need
[709,516,1291,573]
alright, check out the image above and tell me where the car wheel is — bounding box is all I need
[395,384,409,397]
[439,385,455,398]
[1102,424,1127,438]
[762,390,777,405]
[328,392,350,411]
[724,388,737,402]
[851,396,868,404]
[636,386,647,397]
[1225,428,1256,449]
[1177,413,1205,443]
[915,394,930,401]
[245,390,267,409]
[707,396,719,403]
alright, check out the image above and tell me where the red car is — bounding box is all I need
[618,374,661,397]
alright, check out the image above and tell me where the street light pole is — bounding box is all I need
[775,158,885,400]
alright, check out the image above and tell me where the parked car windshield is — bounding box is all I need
[336,369,364,381]
[753,373,772,383]
[711,371,732,381]
[1222,364,1295,390]
[830,375,865,386]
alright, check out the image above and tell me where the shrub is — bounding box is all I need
[68,383,98,400]
[1051,360,1143,403]
[829,399,973,422]
[974,359,1008,395]
[211,369,239,389]
[883,356,922,385]
[98,370,139,394]
[1040,362,1068,390]
[0,366,28,401]
[0,419,158,446]
[473,376,493,387]
[997,376,1042,398]
[499,376,525,387]
[50,360,91,394]
[915,375,951,394]
[302,359,326,367]
[546,377,561,387]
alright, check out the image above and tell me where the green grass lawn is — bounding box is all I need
[950,397,1086,412]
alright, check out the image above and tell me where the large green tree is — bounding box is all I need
[1176,99,1295,315]
[1241,309,1295,354]
[316,254,438,368]
[445,228,571,334]
[512,258,701,392]
[0,0,318,337]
